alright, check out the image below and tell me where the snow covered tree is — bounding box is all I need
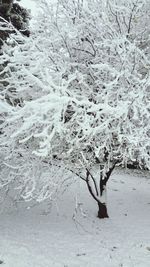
[0,0,30,113]
[0,0,150,218]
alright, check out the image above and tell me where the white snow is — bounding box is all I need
[0,100,12,113]
[0,169,150,267]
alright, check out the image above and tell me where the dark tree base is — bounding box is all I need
[97,202,109,219]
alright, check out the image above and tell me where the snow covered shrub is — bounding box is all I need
[0,0,30,45]
[0,0,150,218]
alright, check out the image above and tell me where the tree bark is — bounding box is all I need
[85,163,117,219]
[97,201,109,218]
[97,174,109,218]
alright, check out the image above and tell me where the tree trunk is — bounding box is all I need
[85,164,117,219]
[98,175,109,218]
[97,201,109,218]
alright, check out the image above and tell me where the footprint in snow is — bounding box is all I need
[76,253,86,256]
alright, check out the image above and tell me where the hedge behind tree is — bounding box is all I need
[0,0,30,47]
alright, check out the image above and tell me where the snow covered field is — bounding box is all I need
[0,169,150,267]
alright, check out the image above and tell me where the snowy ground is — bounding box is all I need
[0,169,150,267]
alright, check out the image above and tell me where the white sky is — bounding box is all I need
[20,0,37,16]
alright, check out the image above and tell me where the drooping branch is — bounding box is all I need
[85,169,99,203]
[42,160,86,182]
[86,168,99,196]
